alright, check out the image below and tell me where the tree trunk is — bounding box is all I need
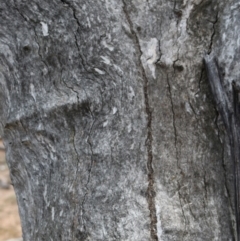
[0,0,238,240]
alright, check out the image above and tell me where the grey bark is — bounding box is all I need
[0,0,238,240]
[204,55,240,240]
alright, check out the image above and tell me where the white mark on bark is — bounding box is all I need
[112,107,117,114]
[94,68,105,75]
[43,186,50,207]
[129,86,135,99]
[30,83,36,101]
[185,102,192,114]
[51,207,55,220]
[140,38,160,79]
[222,32,226,42]
[87,17,91,28]
[103,120,108,127]
[40,22,49,36]
[156,205,163,240]
[113,64,124,75]
[101,56,111,65]
[127,124,132,133]
[0,43,14,64]
[100,37,114,51]
[178,1,194,39]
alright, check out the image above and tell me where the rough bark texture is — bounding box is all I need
[0,0,238,240]
[204,2,240,239]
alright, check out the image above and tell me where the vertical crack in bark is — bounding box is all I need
[72,126,80,184]
[178,190,187,240]
[59,0,80,26]
[78,88,95,233]
[177,183,187,240]
[198,64,204,94]
[60,0,89,72]
[12,4,29,23]
[207,12,219,55]
[166,73,187,238]
[13,2,66,93]
[166,74,179,164]
[56,76,82,238]
[33,29,52,84]
[63,74,95,233]
[80,116,95,232]
[122,1,158,240]
[59,0,94,75]
[202,168,212,230]
[61,78,81,185]
[71,124,80,239]
[59,0,107,82]
[59,1,98,235]
[214,113,236,240]
[222,141,236,241]
[204,56,238,240]
[35,30,61,91]
[13,4,53,91]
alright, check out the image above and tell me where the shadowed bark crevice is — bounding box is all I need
[122,1,158,240]
[204,55,239,240]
